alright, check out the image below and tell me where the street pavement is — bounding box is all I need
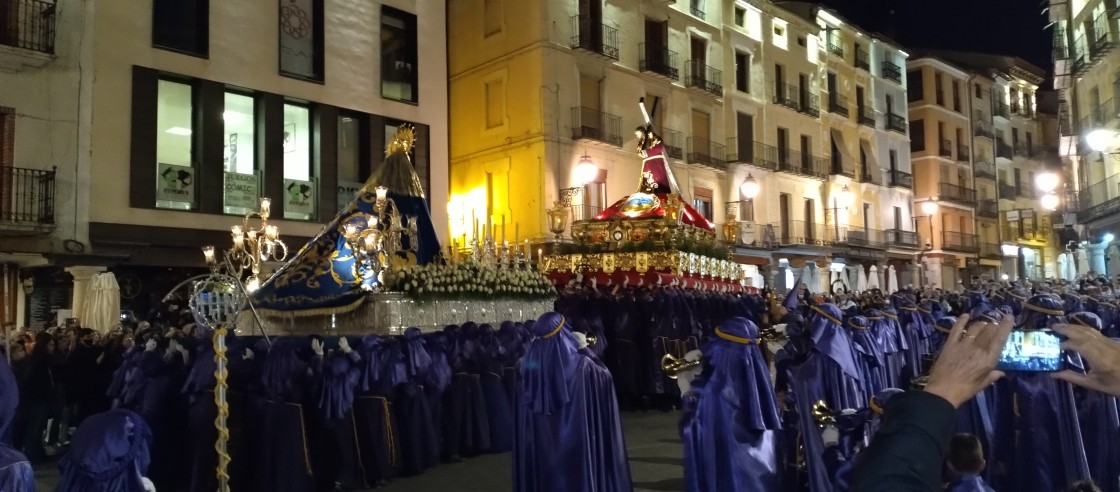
[32,410,684,491]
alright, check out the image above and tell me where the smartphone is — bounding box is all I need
[996,329,1063,372]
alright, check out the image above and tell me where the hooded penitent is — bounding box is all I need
[513,312,632,492]
[793,303,863,492]
[57,409,154,492]
[0,355,32,490]
[1068,311,1120,492]
[680,317,783,492]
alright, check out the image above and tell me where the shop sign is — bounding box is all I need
[223,172,259,210]
[156,164,195,205]
[284,179,316,216]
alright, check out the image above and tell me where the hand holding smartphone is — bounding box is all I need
[995,329,1064,372]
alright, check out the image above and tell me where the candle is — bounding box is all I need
[374,186,388,203]
[524,239,530,258]
[368,216,379,228]
[501,215,506,243]
[515,223,519,243]
[259,198,271,218]
[265,225,279,241]
[344,223,358,237]
[471,210,476,239]
[202,245,216,264]
[231,226,244,248]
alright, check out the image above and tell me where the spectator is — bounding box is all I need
[945,433,994,492]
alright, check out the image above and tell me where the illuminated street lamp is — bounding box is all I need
[1035,171,1060,194]
[1086,129,1115,153]
[740,174,760,200]
[574,154,599,187]
[1041,192,1060,211]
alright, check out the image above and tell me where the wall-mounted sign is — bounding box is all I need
[156,164,195,205]
[284,179,316,216]
[224,172,259,211]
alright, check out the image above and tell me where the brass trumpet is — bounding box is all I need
[660,353,703,379]
[811,400,837,426]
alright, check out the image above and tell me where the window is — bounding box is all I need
[155,79,195,210]
[735,51,750,93]
[772,19,788,50]
[910,119,925,152]
[484,0,503,36]
[894,206,902,230]
[889,149,898,171]
[952,81,961,112]
[485,79,505,128]
[693,187,713,220]
[797,36,806,47]
[382,6,419,103]
[223,92,259,215]
[734,7,746,27]
[283,103,315,220]
[336,114,363,212]
[974,83,983,99]
[935,74,944,106]
[279,0,324,81]
[0,106,12,169]
[907,70,923,102]
[153,0,208,56]
[1013,168,1022,191]
[689,0,705,19]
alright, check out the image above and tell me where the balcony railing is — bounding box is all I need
[571,106,622,146]
[689,0,705,20]
[939,139,953,158]
[977,199,998,218]
[828,41,845,58]
[980,242,1001,259]
[639,44,679,80]
[687,137,727,171]
[1090,22,1116,59]
[957,144,970,162]
[0,166,56,232]
[855,49,870,71]
[858,168,876,184]
[777,220,830,246]
[885,229,920,249]
[749,142,779,171]
[800,91,821,117]
[828,93,850,117]
[687,60,723,96]
[834,226,886,249]
[1077,173,1120,223]
[940,182,976,205]
[0,0,57,54]
[882,61,902,83]
[776,149,827,179]
[570,15,620,60]
[886,113,907,133]
[996,140,1013,159]
[663,128,684,159]
[1017,185,1034,199]
[889,169,913,189]
[726,138,774,170]
[974,160,996,180]
[857,104,875,127]
[773,82,801,111]
[998,182,1017,200]
[943,231,980,253]
[974,119,994,138]
[1013,142,1034,158]
[994,100,1010,119]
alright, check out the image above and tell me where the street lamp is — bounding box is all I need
[914,200,938,288]
[1041,193,1060,211]
[574,153,599,187]
[829,185,855,241]
[740,173,760,200]
[1035,171,1060,194]
[1087,129,1115,153]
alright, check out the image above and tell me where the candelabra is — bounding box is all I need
[340,186,418,291]
[202,197,289,293]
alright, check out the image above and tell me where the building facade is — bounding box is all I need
[907,51,1057,288]
[448,0,917,293]
[1,0,449,328]
[1050,0,1120,276]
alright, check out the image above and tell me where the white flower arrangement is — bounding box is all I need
[389,260,557,301]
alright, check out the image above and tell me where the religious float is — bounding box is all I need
[541,98,753,293]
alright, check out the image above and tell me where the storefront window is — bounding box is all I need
[283,103,315,220]
[337,114,362,212]
[223,92,258,215]
[155,80,195,210]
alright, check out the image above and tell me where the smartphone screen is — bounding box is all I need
[996,329,1063,372]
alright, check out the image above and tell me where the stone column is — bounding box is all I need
[66,266,106,325]
[1087,242,1108,276]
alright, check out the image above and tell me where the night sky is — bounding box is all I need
[815,0,1053,83]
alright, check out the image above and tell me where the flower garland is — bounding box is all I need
[389,260,556,301]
